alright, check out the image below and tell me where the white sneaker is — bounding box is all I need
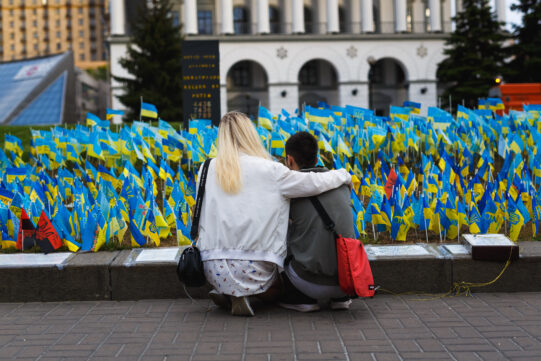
[278,302,320,313]
[330,298,352,310]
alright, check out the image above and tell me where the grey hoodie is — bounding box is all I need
[287,167,355,286]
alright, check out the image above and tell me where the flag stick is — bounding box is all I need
[438,219,442,243]
[457,196,460,242]
[424,217,429,243]
[372,222,377,242]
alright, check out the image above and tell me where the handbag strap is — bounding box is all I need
[190,158,212,242]
[309,197,339,239]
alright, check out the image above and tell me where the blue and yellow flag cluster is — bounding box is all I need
[1,99,541,253]
[0,116,216,252]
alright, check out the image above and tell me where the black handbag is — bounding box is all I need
[176,158,211,287]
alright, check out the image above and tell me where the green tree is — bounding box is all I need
[114,0,183,122]
[508,0,541,82]
[437,0,508,110]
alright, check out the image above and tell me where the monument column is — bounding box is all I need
[257,0,271,33]
[292,0,305,33]
[110,0,126,35]
[395,0,407,32]
[222,0,234,34]
[429,0,442,32]
[361,0,374,32]
[183,0,198,35]
[327,0,340,33]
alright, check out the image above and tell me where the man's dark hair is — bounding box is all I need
[285,131,318,169]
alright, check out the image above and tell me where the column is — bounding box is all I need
[251,0,258,34]
[429,0,441,32]
[379,0,393,33]
[110,0,126,35]
[495,0,506,23]
[361,0,374,32]
[442,0,451,32]
[280,0,293,33]
[184,0,198,35]
[222,0,234,34]
[348,0,361,33]
[214,0,222,35]
[327,0,340,33]
[412,0,424,33]
[292,0,305,33]
[315,0,327,34]
[395,0,407,32]
[257,0,271,33]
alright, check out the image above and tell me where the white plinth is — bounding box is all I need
[135,247,181,264]
[0,253,72,268]
[366,244,431,257]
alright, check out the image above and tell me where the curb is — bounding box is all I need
[1,242,540,302]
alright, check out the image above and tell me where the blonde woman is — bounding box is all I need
[195,112,351,316]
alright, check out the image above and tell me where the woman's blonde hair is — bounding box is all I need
[215,111,270,194]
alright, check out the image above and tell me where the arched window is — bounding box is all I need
[234,6,249,34]
[298,59,338,108]
[368,58,408,116]
[227,61,269,118]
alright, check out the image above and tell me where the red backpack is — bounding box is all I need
[310,197,376,298]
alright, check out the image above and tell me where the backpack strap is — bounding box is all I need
[309,197,339,239]
[190,158,212,242]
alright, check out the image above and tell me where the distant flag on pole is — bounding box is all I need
[106,108,125,120]
[86,112,102,127]
[141,102,158,119]
[403,101,421,114]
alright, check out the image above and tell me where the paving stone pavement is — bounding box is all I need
[1,293,541,361]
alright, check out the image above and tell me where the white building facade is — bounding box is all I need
[109,0,507,118]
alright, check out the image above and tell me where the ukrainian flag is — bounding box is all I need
[86,112,102,127]
[403,101,421,114]
[141,102,158,119]
[106,108,125,121]
[258,106,274,131]
[5,135,23,156]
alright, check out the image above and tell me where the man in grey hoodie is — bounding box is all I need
[279,131,355,312]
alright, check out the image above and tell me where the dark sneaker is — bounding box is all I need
[330,297,352,310]
[208,290,231,310]
[231,296,255,317]
[278,278,320,313]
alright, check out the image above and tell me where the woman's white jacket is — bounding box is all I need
[196,154,351,267]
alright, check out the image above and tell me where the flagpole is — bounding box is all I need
[457,204,460,242]
[438,218,442,243]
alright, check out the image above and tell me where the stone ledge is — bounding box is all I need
[1,242,540,302]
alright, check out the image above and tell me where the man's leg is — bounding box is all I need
[278,273,320,312]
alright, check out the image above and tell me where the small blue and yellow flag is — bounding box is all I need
[106,108,125,121]
[141,102,158,119]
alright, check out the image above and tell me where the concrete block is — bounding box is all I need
[451,241,541,293]
[0,252,118,302]
[366,244,452,294]
[61,251,119,301]
[110,248,211,300]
